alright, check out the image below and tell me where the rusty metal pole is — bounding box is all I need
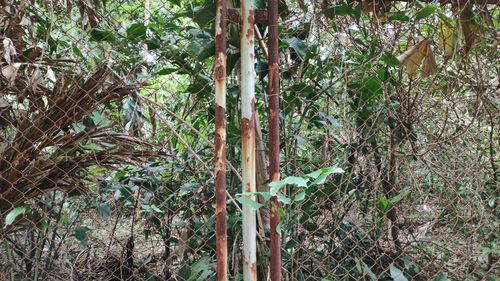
[267,0,281,280]
[215,0,228,280]
[240,0,257,279]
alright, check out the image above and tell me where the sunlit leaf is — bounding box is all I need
[306,166,344,186]
[269,176,308,195]
[389,263,408,281]
[236,197,263,210]
[4,206,27,227]
[439,19,458,57]
[388,11,410,22]
[415,5,437,20]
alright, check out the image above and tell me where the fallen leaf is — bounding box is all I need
[2,38,16,64]
[1,63,21,85]
[46,66,56,82]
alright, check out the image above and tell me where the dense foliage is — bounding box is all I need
[0,0,498,280]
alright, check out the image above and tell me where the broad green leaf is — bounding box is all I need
[378,195,391,213]
[4,206,27,227]
[389,263,408,281]
[388,11,410,22]
[236,197,263,210]
[145,38,161,50]
[90,28,116,43]
[269,176,308,195]
[362,77,383,100]
[294,190,306,202]
[306,166,345,186]
[286,37,308,60]
[188,257,211,281]
[362,261,378,280]
[96,203,112,221]
[126,23,146,41]
[191,1,216,27]
[179,182,199,196]
[156,68,177,76]
[382,52,401,66]
[245,191,272,202]
[415,5,437,20]
[74,226,90,244]
[276,193,291,204]
[433,272,449,281]
[323,4,354,18]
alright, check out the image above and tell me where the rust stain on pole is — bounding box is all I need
[215,0,228,279]
[268,0,281,280]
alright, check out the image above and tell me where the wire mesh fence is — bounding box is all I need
[0,0,498,280]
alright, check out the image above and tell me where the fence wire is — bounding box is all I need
[0,0,498,280]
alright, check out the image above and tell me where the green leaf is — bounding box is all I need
[145,38,161,50]
[389,189,410,205]
[188,257,211,281]
[362,261,378,280]
[245,191,272,202]
[415,5,437,20]
[286,37,308,60]
[269,176,308,195]
[276,193,291,204]
[378,195,391,213]
[294,190,306,202]
[4,206,27,227]
[191,1,216,27]
[155,68,177,76]
[382,52,401,66]
[126,23,146,41]
[179,182,199,196]
[389,263,408,281]
[96,203,112,221]
[433,272,449,281]
[74,226,90,244]
[362,77,383,99]
[388,11,410,22]
[306,166,344,186]
[323,4,354,18]
[236,197,263,210]
[90,28,116,43]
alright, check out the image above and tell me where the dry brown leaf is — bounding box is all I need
[1,63,21,85]
[422,44,438,77]
[460,5,479,55]
[398,39,430,77]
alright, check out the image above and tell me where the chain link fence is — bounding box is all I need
[0,0,498,280]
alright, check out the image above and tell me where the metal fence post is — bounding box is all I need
[215,0,228,279]
[267,0,281,279]
[240,0,257,279]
